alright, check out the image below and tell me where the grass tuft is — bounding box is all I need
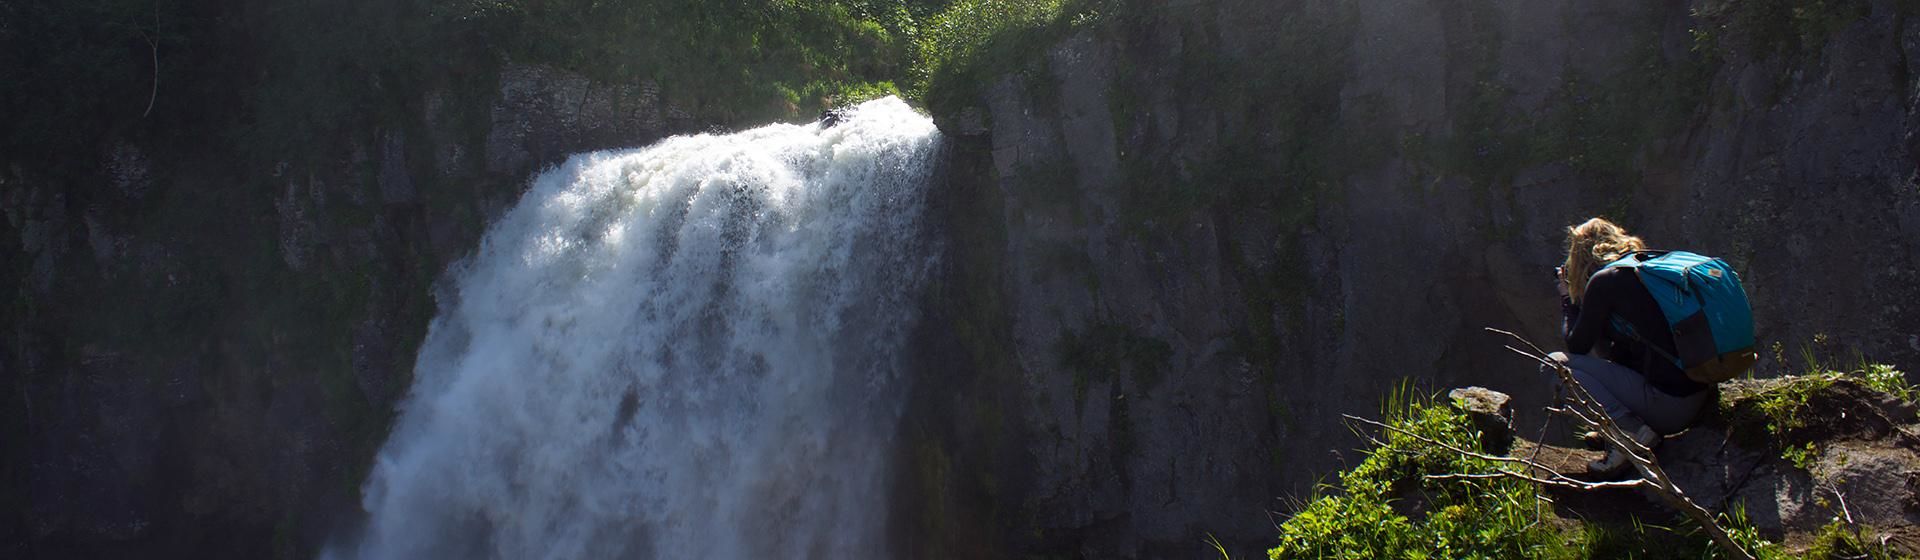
[1268,388,1585,559]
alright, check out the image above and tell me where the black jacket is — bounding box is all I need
[1562,266,1708,397]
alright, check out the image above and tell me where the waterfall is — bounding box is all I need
[334,97,940,559]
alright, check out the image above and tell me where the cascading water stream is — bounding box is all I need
[332,97,940,559]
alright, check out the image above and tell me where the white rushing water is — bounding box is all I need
[335,97,940,559]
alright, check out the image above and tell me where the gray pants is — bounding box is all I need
[1546,352,1710,434]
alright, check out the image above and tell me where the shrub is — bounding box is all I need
[912,0,1127,115]
[1267,391,1583,559]
[1743,338,1913,468]
[1806,517,1901,560]
[1266,386,1802,559]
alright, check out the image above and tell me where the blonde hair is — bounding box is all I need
[1563,217,1648,303]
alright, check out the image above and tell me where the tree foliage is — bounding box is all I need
[1,0,981,170]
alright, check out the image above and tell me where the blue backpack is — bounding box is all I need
[1599,251,1759,383]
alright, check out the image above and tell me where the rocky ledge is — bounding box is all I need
[1487,374,1920,554]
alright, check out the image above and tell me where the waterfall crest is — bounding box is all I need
[338,97,940,559]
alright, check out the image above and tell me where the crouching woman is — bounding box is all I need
[1553,218,1713,474]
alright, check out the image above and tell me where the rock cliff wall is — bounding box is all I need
[901,0,1920,557]
[0,63,701,558]
[8,0,1920,558]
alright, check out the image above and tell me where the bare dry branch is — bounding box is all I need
[1480,327,1757,560]
[1485,327,1553,358]
[1426,471,1649,491]
[1828,486,1856,526]
[139,0,158,118]
[1342,414,1593,488]
[141,34,157,118]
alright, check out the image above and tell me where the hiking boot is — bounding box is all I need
[1587,425,1661,475]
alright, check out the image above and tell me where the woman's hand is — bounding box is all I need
[1555,266,1569,297]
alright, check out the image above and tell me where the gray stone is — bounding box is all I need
[947,106,989,136]
[83,209,115,271]
[103,142,150,200]
[1450,387,1516,455]
[274,180,313,272]
[912,0,1920,555]
[378,131,415,205]
[13,0,1920,557]
[486,63,677,177]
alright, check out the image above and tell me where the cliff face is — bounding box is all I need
[8,1,1920,558]
[0,63,700,557]
[902,0,1920,556]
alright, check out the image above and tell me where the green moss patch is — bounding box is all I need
[1055,321,1171,411]
[1718,362,1914,470]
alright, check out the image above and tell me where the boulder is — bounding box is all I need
[1450,387,1516,455]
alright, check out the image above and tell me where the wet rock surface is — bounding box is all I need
[8,0,1920,558]
[912,0,1920,557]
[0,63,700,558]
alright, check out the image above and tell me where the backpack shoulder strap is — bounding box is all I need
[1597,249,1685,369]
[1609,316,1685,369]
[1592,250,1664,279]
[1620,249,1669,263]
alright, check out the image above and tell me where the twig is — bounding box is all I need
[1426,471,1648,491]
[1345,414,1533,465]
[1480,327,1758,560]
[1831,486,1855,526]
[1485,327,1552,357]
[140,0,159,118]
[1343,414,1593,488]
[1527,412,1553,523]
[1487,330,1653,456]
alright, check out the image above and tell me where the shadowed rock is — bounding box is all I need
[1502,377,1920,554]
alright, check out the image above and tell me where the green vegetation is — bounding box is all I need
[1078,3,1367,389]
[1805,517,1904,560]
[1407,9,1711,209]
[444,0,1129,127]
[914,0,1067,93]
[1573,504,1788,560]
[1266,387,1803,559]
[1055,321,1172,410]
[17,1,1897,558]
[1268,389,1584,559]
[471,0,933,122]
[1111,1,1364,234]
[1691,0,1871,60]
[1735,343,1913,470]
[914,0,1121,116]
[1,1,958,171]
[4,1,998,538]
[1719,505,1793,560]
[1750,374,1837,443]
